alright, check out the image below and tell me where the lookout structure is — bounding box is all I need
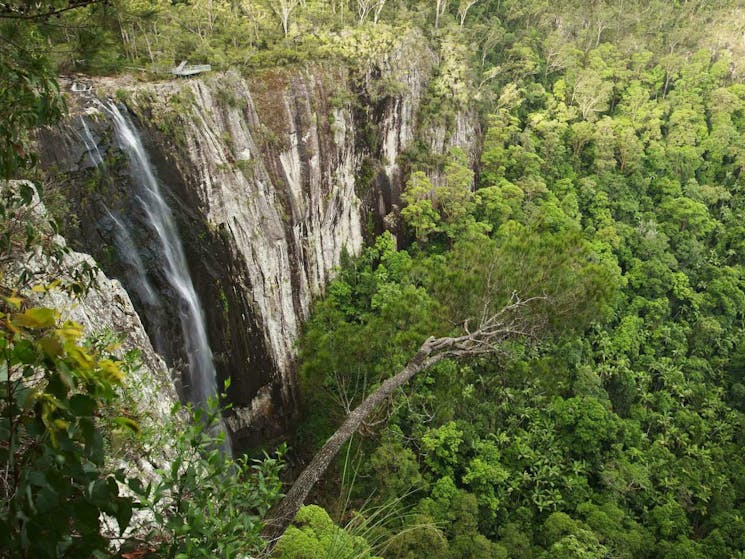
[171,61,211,77]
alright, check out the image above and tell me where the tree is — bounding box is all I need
[270,0,300,37]
[0,0,100,19]
[263,227,618,544]
[437,147,476,236]
[435,0,449,29]
[571,68,613,122]
[0,297,286,558]
[264,295,545,544]
[273,505,382,559]
[0,21,64,179]
[0,301,135,558]
[401,171,441,241]
[401,149,476,241]
[457,0,479,27]
[356,0,385,24]
[371,0,385,23]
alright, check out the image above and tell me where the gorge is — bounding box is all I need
[39,37,476,450]
[7,2,745,556]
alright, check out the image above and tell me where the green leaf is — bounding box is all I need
[69,394,96,416]
[19,182,34,205]
[88,479,111,506]
[112,416,140,434]
[114,499,133,535]
[2,295,23,309]
[71,499,99,527]
[11,339,37,365]
[127,477,144,495]
[38,335,63,358]
[12,307,57,329]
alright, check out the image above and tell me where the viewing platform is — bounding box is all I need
[171,61,211,77]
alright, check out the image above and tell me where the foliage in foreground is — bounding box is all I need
[274,505,383,559]
[0,184,285,559]
[127,400,285,559]
[0,293,286,559]
[0,300,134,558]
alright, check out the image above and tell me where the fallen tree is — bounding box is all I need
[262,293,545,546]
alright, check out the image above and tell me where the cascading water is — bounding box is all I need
[81,114,167,352]
[80,117,104,167]
[99,102,223,427]
[105,209,166,347]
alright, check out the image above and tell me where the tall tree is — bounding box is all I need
[271,0,300,37]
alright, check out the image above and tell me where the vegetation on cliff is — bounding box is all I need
[0,182,285,558]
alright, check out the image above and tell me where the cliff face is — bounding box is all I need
[6,190,181,535]
[41,34,477,449]
[3,182,178,457]
[128,68,366,443]
[37,249,176,413]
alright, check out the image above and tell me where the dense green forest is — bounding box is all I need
[292,2,745,558]
[4,0,745,558]
[300,48,745,557]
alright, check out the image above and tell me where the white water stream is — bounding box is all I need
[80,117,105,167]
[101,103,220,411]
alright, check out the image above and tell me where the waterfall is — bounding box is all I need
[101,102,221,416]
[106,211,160,309]
[80,117,104,167]
[106,210,167,350]
[82,116,168,353]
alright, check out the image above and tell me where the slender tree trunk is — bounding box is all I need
[262,336,448,547]
[373,0,384,23]
[435,0,449,29]
[272,0,298,38]
[357,0,370,23]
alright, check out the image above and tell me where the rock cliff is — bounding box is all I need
[40,33,478,449]
[3,181,178,456]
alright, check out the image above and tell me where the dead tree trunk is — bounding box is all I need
[261,295,543,548]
